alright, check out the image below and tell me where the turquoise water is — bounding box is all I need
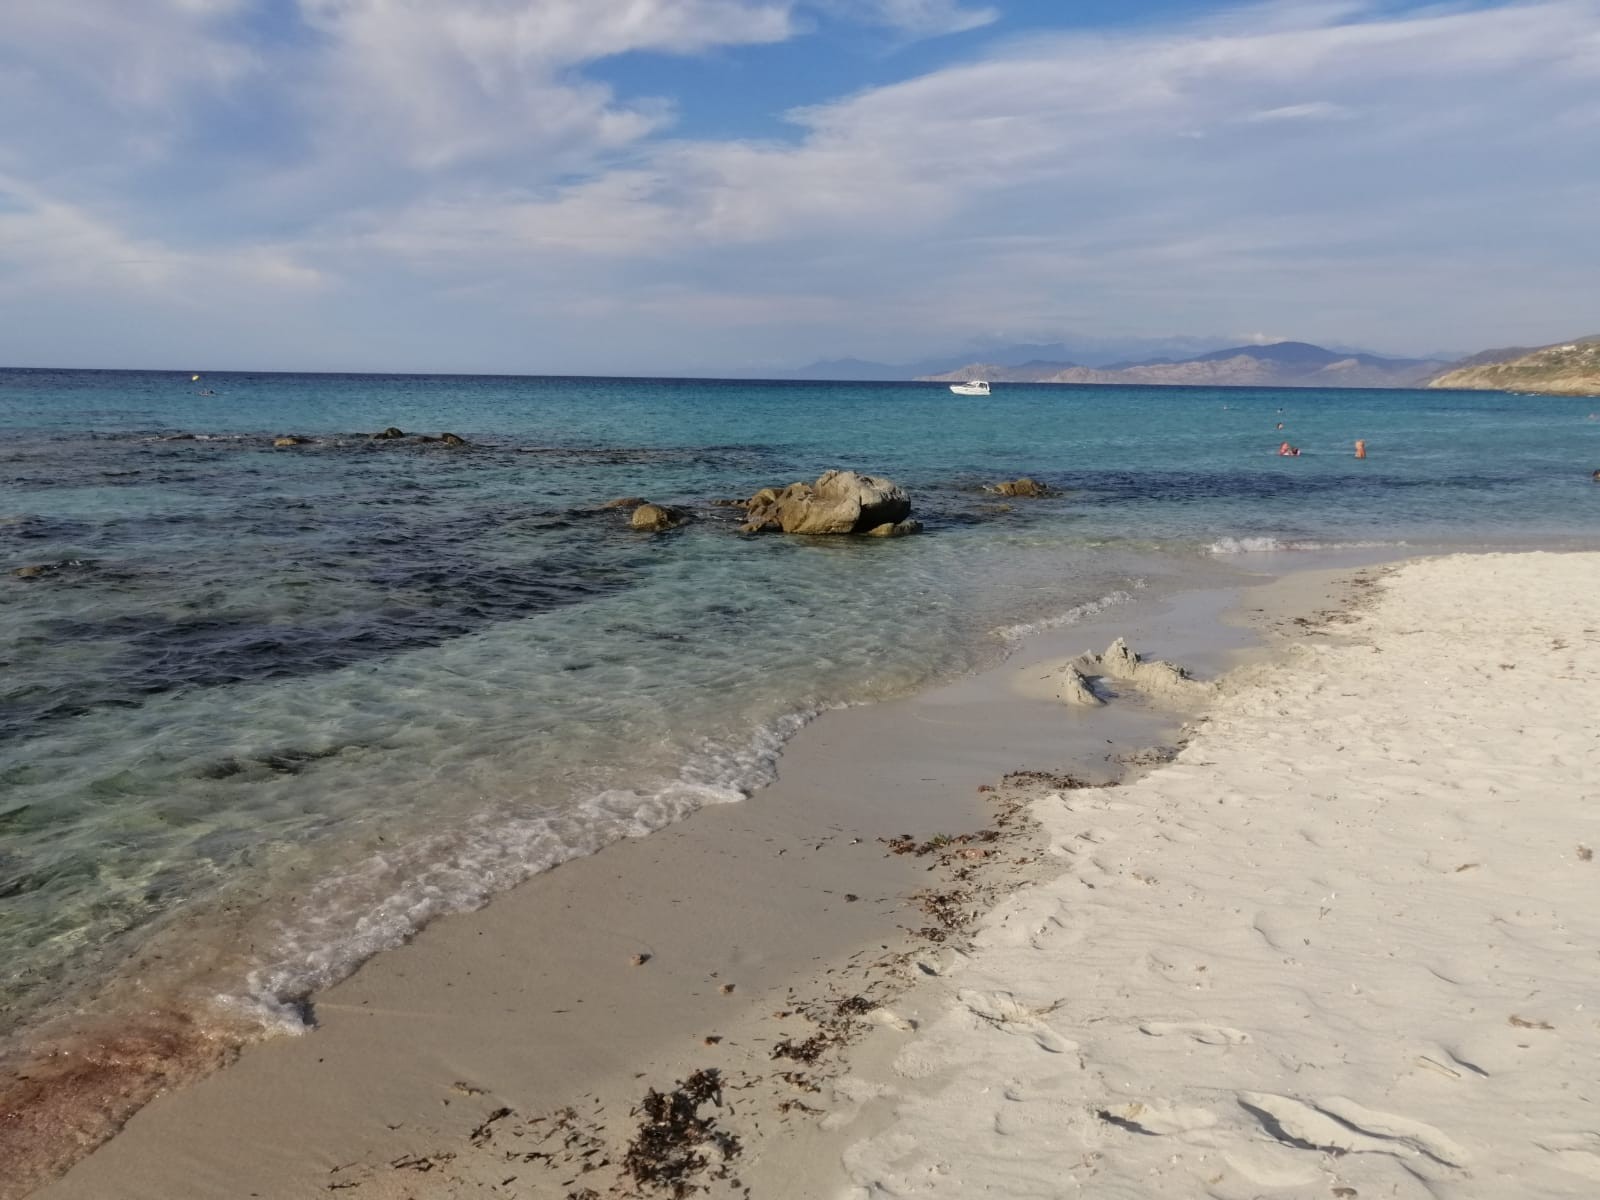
[2,369,1598,1057]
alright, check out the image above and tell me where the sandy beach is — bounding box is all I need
[830,551,1600,1198]
[21,551,1599,1198]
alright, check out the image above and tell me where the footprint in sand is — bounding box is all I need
[1095,1099,1218,1136]
[989,894,1084,950]
[1138,1020,1251,1046]
[1251,909,1319,953]
[1535,1133,1600,1181]
[1442,1024,1562,1077]
[958,989,1077,1054]
[1237,1092,1469,1169]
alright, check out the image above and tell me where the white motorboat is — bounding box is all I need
[949,379,990,396]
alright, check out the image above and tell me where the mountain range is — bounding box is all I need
[746,334,1600,395]
[918,341,1449,389]
[1428,336,1600,396]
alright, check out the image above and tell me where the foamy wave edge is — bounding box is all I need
[219,585,1147,1036]
[215,708,822,1035]
[1208,536,1408,556]
[992,586,1141,643]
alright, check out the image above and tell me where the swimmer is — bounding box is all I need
[1355,439,1367,459]
[1275,422,1284,430]
[1278,441,1301,457]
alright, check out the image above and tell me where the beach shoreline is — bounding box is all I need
[16,548,1410,1199]
[822,551,1600,1199]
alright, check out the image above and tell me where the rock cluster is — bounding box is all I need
[992,477,1049,497]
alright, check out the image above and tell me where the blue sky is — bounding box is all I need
[1,0,1596,373]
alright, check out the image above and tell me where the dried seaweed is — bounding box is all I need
[621,1069,741,1198]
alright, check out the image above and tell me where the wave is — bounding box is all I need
[229,585,1152,1032]
[220,708,820,1034]
[1207,536,1408,555]
[991,585,1141,643]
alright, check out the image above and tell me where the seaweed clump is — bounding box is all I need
[621,1069,742,1198]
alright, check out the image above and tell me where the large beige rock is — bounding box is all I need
[740,470,911,535]
[631,503,684,532]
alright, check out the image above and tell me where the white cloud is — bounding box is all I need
[1243,101,1353,122]
[295,0,796,170]
[825,0,999,35]
[0,0,254,109]
[0,175,323,299]
[3,0,1600,370]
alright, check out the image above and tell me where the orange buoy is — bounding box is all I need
[1354,439,1367,459]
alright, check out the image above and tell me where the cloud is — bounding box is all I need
[1243,101,1354,122]
[363,0,1600,261]
[0,174,324,297]
[295,0,797,171]
[824,0,999,36]
[3,1,1600,370]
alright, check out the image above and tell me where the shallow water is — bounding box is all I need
[2,370,1597,1057]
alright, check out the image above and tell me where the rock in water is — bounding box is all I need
[993,477,1049,497]
[631,503,685,532]
[440,432,467,446]
[273,435,312,447]
[1054,664,1105,706]
[862,519,923,538]
[740,470,911,535]
[602,496,648,509]
[372,426,406,440]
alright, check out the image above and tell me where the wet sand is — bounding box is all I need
[25,555,1395,1199]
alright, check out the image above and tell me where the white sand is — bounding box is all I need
[835,553,1600,1198]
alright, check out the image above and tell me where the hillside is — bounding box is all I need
[1428,337,1600,396]
[921,342,1445,389]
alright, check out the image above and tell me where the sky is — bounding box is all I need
[1,0,1596,374]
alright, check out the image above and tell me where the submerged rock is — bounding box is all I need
[740,470,912,535]
[12,560,91,581]
[602,496,649,509]
[372,426,407,440]
[862,519,923,538]
[631,503,686,532]
[993,477,1049,497]
[273,435,313,447]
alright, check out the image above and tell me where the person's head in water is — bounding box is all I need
[1593,468,1600,482]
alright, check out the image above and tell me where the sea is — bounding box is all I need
[2,368,1597,1130]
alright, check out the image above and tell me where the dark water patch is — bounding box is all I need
[0,514,94,541]
[194,740,378,782]
[1066,467,1530,506]
[0,548,645,743]
[513,442,789,471]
